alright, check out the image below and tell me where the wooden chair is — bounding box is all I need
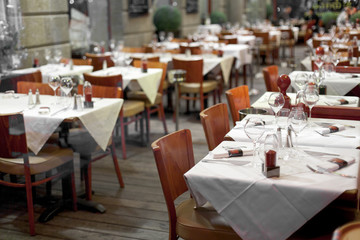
[17,81,54,95]
[253,31,275,64]
[179,45,202,55]
[73,85,125,200]
[127,60,168,135]
[312,38,331,48]
[60,58,92,66]
[0,113,77,235]
[336,66,360,73]
[225,85,251,126]
[219,36,238,44]
[311,106,360,121]
[280,29,295,58]
[130,56,160,65]
[83,73,146,159]
[332,221,360,240]
[262,65,279,92]
[122,47,146,53]
[172,58,218,112]
[200,103,230,151]
[85,53,114,71]
[151,129,241,240]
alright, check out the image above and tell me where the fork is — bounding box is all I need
[314,130,356,138]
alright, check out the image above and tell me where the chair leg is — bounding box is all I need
[200,94,205,112]
[146,108,151,134]
[25,171,35,235]
[243,65,247,85]
[120,117,127,159]
[110,141,125,188]
[159,103,168,134]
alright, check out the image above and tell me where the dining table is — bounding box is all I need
[184,113,360,240]
[252,91,360,110]
[0,93,123,155]
[90,66,163,105]
[289,71,360,96]
[11,64,94,83]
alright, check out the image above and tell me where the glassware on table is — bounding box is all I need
[244,117,266,168]
[60,77,74,108]
[277,108,290,130]
[54,49,62,64]
[44,48,52,64]
[331,52,339,68]
[109,38,116,51]
[117,40,124,52]
[314,55,323,71]
[268,92,285,126]
[303,84,319,126]
[48,76,60,97]
[287,108,307,150]
[124,55,133,72]
[294,72,309,91]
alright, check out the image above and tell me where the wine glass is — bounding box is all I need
[287,108,307,150]
[294,72,309,91]
[54,49,62,64]
[314,55,323,71]
[44,48,52,64]
[109,38,116,51]
[48,76,60,96]
[124,55,133,72]
[268,92,285,126]
[303,85,319,126]
[244,117,266,168]
[60,77,73,96]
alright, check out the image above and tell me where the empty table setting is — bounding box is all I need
[184,112,360,240]
[0,93,123,154]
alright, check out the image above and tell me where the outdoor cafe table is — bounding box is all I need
[90,66,162,105]
[289,71,360,96]
[184,114,360,240]
[252,91,359,110]
[0,93,123,154]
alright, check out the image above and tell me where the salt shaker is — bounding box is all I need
[35,89,40,105]
[276,127,282,148]
[28,89,34,106]
[285,126,293,148]
[73,94,78,110]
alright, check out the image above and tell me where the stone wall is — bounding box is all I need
[20,0,70,68]
[179,0,201,37]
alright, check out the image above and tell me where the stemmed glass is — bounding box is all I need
[268,92,285,126]
[124,55,133,73]
[294,72,309,91]
[314,55,323,71]
[332,52,339,69]
[244,117,266,168]
[303,85,319,126]
[44,49,52,64]
[54,49,62,64]
[60,77,73,107]
[48,76,60,96]
[287,108,307,150]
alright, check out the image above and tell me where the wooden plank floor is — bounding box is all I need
[0,45,350,239]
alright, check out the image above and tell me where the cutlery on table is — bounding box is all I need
[314,130,356,138]
[306,164,356,178]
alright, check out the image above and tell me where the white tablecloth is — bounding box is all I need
[226,114,360,149]
[252,92,359,109]
[185,141,359,240]
[91,67,162,105]
[0,94,122,154]
[217,44,252,69]
[289,71,360,96]
[12,64,94,83]
[197,24,222,35]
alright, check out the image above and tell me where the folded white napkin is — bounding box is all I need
[235,119,274,129]
[211,147,253,159]
[315,124,345,134]
[325,98,357,106]
[315,156,355,172]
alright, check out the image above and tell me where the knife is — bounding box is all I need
[303,150,340,157]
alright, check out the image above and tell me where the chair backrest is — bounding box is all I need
[17,81,54,95]
[16,70,42,83]
[151,129,195,240]
[219,36,238,44]
[77,84,122,98]
[262,65,279,92]
[172,58,203,84]
[280,29,294,40]
[179,45,202,55]
[332,221,360,240]
[85,53,114,71]
[133,60,167,93]
[225,85,251,126]
[253,31,270,44]
[0,113,28,159]
[336,66,360,73]
[83,73,122,88]
[122,47,146,53]
[61,58,92,66]
[200,103,230,151]
[311,106,360,121]
[131,56,160,63]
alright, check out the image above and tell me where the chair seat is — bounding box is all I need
[126,91,162,107]
[176,198,241,240]
[259,44,275,52]
[0,145,73,175]
[123,100,145,117]
[180,80,218,94]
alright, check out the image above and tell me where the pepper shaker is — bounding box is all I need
[28,89,34,106]
[35,89,40,105]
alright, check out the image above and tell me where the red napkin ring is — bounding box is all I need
[339,99,349,105]
[329,126,339,133]
[228,149,244,157]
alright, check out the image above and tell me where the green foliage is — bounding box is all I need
[153,6,181,32]
[350,12,360,23]
[210,11,227,25]
[266,4,273,20]
[320,11,338,27]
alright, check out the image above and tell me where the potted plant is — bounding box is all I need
[321,11,338,30]
[350,11,360,24]
[153,5,181,37]
[210,11,227,25]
